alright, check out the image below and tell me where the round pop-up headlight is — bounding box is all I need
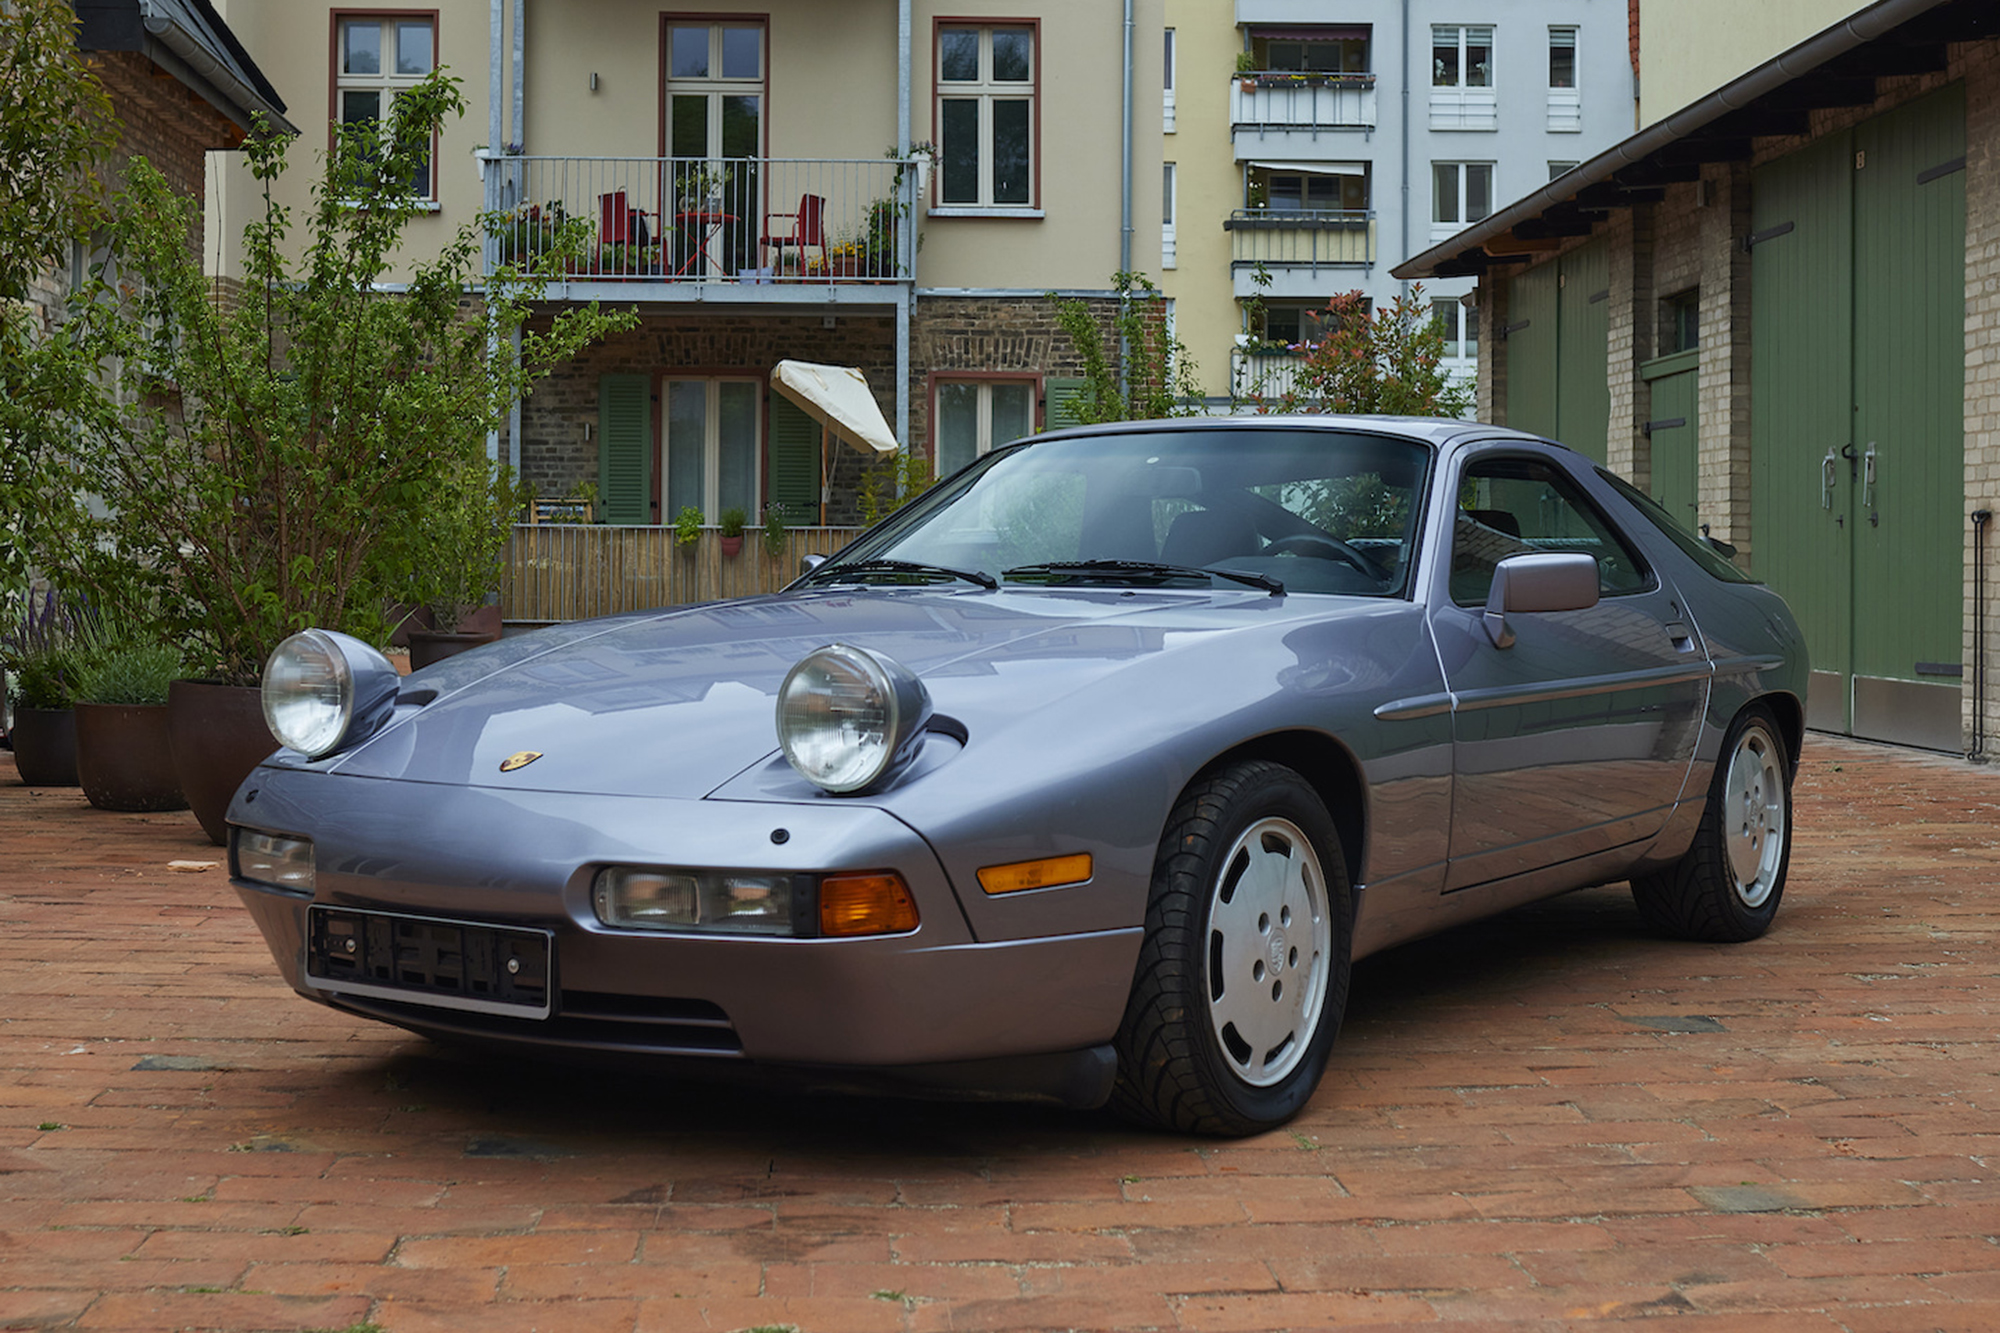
[776,643,933,793]
[261,629,401,759]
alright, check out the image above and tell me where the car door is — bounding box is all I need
[1426,446,1709,891]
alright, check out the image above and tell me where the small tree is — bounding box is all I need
[0,0,119,593]
[1048,271,1204,423]
[36,69,635,682]
[1246,285,1473,419]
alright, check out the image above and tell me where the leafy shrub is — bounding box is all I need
[73,636,182,706]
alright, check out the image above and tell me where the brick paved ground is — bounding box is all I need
[2,733,1998,1333]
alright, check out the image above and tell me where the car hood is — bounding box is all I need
[306,587,1347,799]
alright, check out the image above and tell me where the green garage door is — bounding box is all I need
[1750,82,1965,749]
[1502,238,1609,463]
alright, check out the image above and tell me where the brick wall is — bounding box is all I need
[1960,37,2000,754]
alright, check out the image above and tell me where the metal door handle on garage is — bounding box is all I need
[1822,449,1838,510]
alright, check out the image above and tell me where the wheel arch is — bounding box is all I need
[1184,730,1366,893]
[1750,690,1805,779]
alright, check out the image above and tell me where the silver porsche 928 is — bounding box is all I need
[229,416,1807,1136]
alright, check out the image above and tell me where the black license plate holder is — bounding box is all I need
[305,906,553,1019]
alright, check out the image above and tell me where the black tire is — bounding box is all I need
[1111,760,1352,1136]
[1631,704,1791,942]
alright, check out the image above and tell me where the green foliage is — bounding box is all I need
[399,462,531,632]
[0,0,119,595]
[29,69,635,684]
[718,506,747,538]
[674,505,704,547]
[72,634,183,707]
[857,451,935,526]
[1240,283,1473,419]
[762,504,790,556]
[1047,272,1204,424]
[2,588,88,710]
[1235,49,1259,74]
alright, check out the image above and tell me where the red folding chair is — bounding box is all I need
[759,194,826,275]
[597,190,656,273]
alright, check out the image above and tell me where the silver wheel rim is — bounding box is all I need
[1206,816,1331,1088]
[1723,725,1785,908]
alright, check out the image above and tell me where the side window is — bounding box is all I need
[1450,456,1650,606]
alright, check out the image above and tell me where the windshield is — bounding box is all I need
[803,426,1432,597]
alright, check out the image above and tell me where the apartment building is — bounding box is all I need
[206,1,1164,527]
[1400,0,1996,754]
[1160,0,1631,411]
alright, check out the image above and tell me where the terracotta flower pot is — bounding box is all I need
[719,535,744,557]
[74,703,186,812]
[9,706,79,787]
[168,679,278,846]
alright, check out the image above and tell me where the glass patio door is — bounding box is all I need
[665,22,762,276]
[665,379,759,524]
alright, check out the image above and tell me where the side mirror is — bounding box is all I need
[799,553,827,575]
[1483,551,1599,648]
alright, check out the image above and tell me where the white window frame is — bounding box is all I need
[663,376,761,524]
[934,23,1039,215]
[1547,26,1581,133]
[1162,161,1177,269]
[1431,161,1494,241]
[1429,23,1496,131]
[1163,27,1176,133]
[933,378,1037,476]
[334,13,439,205]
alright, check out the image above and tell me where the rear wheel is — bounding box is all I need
[1112,761,1352,1136]
[1631,704,1791,942]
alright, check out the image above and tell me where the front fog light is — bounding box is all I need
[234,829,315,893]
[776,643,932,793]
[593,867,797,935]
[262,628,400,759]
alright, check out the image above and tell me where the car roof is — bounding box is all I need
[1021,413,1567,455]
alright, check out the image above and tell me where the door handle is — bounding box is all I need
[1822,449,1837,510]
[1862,441,1877,507]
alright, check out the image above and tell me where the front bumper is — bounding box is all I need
[228,764,1141,1077]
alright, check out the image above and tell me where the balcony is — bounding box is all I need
[1230,72,1377,150]
[480,154,919,304]
[1230,350,1313,402]
[1227,209,1375,294]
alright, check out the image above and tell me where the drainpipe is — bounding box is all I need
[1974,509,1991,761]
[896,0,911,475]
[1117,0,1134,402]
[485,0,504,466]
[1399,0,1409,297]
[506,0,526,473]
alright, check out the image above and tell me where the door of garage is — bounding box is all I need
[1749,82,1965,750]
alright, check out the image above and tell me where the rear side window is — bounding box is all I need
[1451,455,1652,605]
[1596,467,1760,584]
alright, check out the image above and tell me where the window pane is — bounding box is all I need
[1465,306,1479,352]
[721,95,760,158]
[1163,28,1174,89]
[1467,164,1492,221]
[1549,29,1576,88]
[993,100,1030,203]
[1432,298,1459,355]
[990,383,1033,447]
[992,27,1032,82]
[721,26,761,79]
[1466,28,1492,87]
[666,382,706,519]
[937,383,979,476]
[940,99,980,203]
[1162,162,1175,224]
[341,89,381,127]
[1432,27,1458,86]
[1432,163,1458,223]
[342,22,381,75]
[395,22,432,75]
[671,26,709,79]
[717,382,757,517]
[670,95,708,160]
[1549,160,1577,181]
[940,29,980,82]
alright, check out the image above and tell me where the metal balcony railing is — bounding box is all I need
[480,155,921,287]
[1226,210,1375,271]
[1229,72,1378,134]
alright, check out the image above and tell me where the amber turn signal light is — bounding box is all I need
[977,853,1093,895]
[818,872,920,936]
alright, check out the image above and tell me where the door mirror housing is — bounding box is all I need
[1483,551,1600,647]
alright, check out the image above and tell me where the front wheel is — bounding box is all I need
[1112,761,1352,1136]
[1631,704,1792,942]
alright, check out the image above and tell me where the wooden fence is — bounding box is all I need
[502,524,864,624]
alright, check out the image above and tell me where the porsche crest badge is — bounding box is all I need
[499,751,544,773]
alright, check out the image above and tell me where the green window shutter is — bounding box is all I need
[1045,376,1089,430]
[766,392,820,519]
[597,374,651,524]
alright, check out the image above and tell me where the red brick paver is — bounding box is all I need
[2,735,1998,1332]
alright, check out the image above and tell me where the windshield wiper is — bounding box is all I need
[1002,560,1284,596]
[813,557,998,590]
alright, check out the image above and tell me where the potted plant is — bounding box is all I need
[718,506,747,557]
[26,70,633,841]
[72,631,186,813]
[1,588,83,787]
[674,505,704,550]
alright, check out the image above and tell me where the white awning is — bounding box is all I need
[771,361,897,456]
[1248,159,1367,177]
